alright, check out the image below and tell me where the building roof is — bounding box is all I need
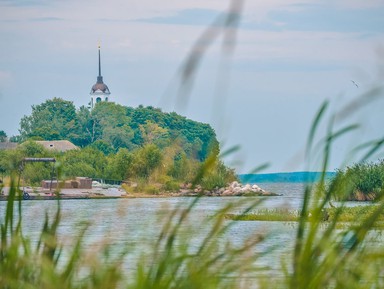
[35,140,79,152]
[91,78,111,95]
[0,142,18,150]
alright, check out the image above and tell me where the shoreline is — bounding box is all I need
[0,181,280,201]
[0,193,280,201]
[0,187,280,201]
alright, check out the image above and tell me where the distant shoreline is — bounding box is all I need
[239,171,336,183]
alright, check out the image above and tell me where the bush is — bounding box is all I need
[330,160,384,201]
[144,184,161,195]
[164,179,180,191]
[200,159,237,190]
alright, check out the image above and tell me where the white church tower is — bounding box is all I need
[90,45,110,109]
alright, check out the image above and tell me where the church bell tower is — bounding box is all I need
[90,45,110,109]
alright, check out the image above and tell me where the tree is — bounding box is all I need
[19,140,48,157]
[0,130,7,142]
[6,141,54,185]
[132,144,162,179]
[91,102,134,150]
[167,151,190,180]
[106,148,133,180]
[19,98,220,165]
[19,98,77,141]
[73,106,94,147]
[0,150,7,180]
[89,140,114,155]
[61,147,107,179]
[139,121,170,148]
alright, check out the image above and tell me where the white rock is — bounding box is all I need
[233,187,242,194]
[243,184,252,190]
[222,190,232,196]
[230,181,240,188]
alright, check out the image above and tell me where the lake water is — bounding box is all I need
[2,181,382,288]
[0,182,306,282]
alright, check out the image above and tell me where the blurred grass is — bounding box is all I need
[1,178,267,288]
[226,205,384,228]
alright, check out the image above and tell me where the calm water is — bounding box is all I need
[0,183,307,280]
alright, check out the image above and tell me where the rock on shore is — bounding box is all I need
[179,181,279,197]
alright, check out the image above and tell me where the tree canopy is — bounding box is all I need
[0,130,7,142]
[19,98,77,141]
[18,98,219,161]
[6,98,236,190]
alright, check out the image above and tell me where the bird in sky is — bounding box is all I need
[351,80,359,88]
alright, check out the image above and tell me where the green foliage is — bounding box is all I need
[61,147,107,179]
[326,205,384,224]
[18,98,218,162]
[127,199,263,289]
[280,97,384,289]
[167,152,190,180]
[330,160,384,201]
[0,141,53,185]
[139,120,170,148]
[0,150,6,178]
[14,99,223,188]
[131,144,163,179]
[73,105,95,147]
[226,209,300,222]
[227,206,384,226]
[105,148,133,180]
[0,139,235,191]
[143,184,161,195]
[19,98,77,141]
[163,179,180,191]
[4,94,384,289]
[91,102,135,151]
[0,180,125,289]
[200,159,237,190]
[126,105,219,160]
[0,130,7,142]
[19,140,48,157]
[1,177,266,289]
[88,140,115,155]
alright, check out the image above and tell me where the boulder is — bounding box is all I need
[230,181,240,189]
[222,190,233,196]
[232,187,242,194]
[243,184,252,191]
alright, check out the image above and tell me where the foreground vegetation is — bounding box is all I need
[2,96,384,288]
[226,205,384,226]
[2,2,384,287]
[0,179,266,289]
[329,160,384,201]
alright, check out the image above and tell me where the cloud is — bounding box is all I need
[0,0,50,7]
[28,17,63,22]
[243,3,384,34]
[135,8,221,26]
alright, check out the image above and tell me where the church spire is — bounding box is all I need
[97,44,103,83]
[90,43,110,109]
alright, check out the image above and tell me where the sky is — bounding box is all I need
[1,0,384,173]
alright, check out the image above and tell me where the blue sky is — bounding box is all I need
[1,0,384,173]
